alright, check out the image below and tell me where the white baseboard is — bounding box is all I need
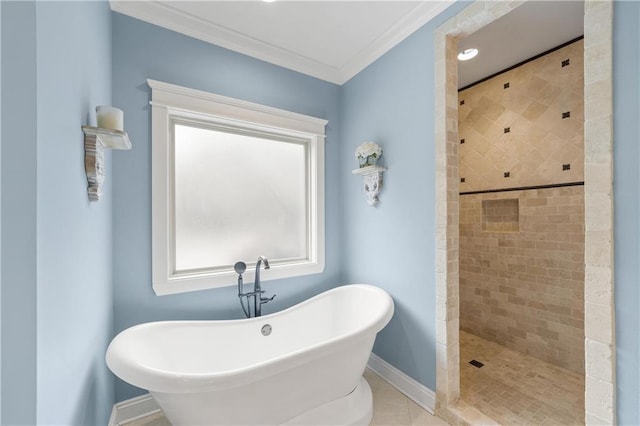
[108,393,161,426]
[108,354,436,425]
[367,353,436,414]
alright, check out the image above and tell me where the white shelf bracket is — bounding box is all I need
[352,165,386,206]
[82,126,132,202]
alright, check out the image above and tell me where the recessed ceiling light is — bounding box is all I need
[458,48,479,61]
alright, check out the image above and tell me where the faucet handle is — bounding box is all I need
[260,294,276,304]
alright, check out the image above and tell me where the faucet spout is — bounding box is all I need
[254,256,271,317]
[254,256,270,293]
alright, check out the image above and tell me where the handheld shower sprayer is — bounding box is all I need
[234,261,250,318]
[234,261,247,275]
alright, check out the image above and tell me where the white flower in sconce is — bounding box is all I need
[355,141,382,168]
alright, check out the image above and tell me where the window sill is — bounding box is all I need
[153,259,325,296]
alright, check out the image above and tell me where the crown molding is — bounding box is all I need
[339,1,455,84]
[110,0,454,86]
[110,1,343,83]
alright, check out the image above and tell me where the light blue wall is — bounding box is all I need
[111,13,341,401]
[1,2,37,424]
[0,2,3,420]
[0,1,3,418]
[340,2,468,389]
[36,2,115,424]
[2,1,114,424]
[613,2,640,424]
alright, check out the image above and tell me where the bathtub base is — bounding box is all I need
[154,376,373,426]
[281,377,372,426]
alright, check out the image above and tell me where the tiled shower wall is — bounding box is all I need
[460,187,584,373]
[458,40,585,373]
[458,39,583,192]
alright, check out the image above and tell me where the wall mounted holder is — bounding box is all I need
[352,165,386,206]
[82,126,131,202]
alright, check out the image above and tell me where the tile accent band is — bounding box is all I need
[460,181,584,196]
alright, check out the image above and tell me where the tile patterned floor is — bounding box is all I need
[365,369,447,426]
[460,330,585,425]
[123,368,447,426]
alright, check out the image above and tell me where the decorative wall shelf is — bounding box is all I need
[82,126,132,202]
[352,165,386,206]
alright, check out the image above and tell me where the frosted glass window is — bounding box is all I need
[149,79,325,295]
[173,122,308,273]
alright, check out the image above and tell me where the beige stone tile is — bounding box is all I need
[585,340,613,383]
[370,405,413,425]
[123,411,171,426]
[585,412,609,425]
[585,302,614,346]
[460,331,584,426]
[458,40,584,192]
[408,400,448,426]
[584,265,612,306]
[460,187,584,373]
[585,376,614,422]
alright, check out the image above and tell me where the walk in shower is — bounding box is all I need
[455,3,586,424]
[434,0,615,424]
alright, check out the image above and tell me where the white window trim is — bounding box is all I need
[148,79,326,296]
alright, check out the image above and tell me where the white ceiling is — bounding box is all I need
[110,0,454,85]
[458,1,584,88]
[110,1,585,87]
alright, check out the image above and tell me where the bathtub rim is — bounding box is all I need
[106,283,394,393]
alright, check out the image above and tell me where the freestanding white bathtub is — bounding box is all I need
[106,284,394,425]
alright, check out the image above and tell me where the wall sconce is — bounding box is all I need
[81,106,131,202]
[353,141,386,206]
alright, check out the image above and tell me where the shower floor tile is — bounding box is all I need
[123,368,447,426]
[460,330,585,425]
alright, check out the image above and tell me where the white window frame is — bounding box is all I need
[148,79,326,296]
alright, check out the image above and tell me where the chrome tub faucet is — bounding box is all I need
[235,256,276,318]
